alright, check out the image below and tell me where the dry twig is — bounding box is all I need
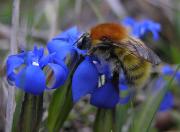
[0,23,48,41]
[45,0,60,40]
[6,0,20,131]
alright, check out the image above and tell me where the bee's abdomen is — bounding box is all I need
[121,54,151,88]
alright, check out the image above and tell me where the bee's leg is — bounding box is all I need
[112,71,120,91]
[109,58,120,88]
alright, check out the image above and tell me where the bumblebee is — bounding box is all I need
[77,23,161,88]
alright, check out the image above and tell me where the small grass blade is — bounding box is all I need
[133,65,180,132]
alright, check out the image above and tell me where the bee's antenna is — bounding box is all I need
[73,32,90,46]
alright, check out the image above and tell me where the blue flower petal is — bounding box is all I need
[161,65,174,75]
[175,72,180,84]
[56,46,78,61]
[53,26,80,44]
[72,59,99,102]
[48,40,78,61]
[153,77,166,92]
[152,77,174,112]
[16,51,26,58]
[93,60,112,79]
[119,73,128,90]
[15,65,46,95]
[47,40,71,54]
[90,82,119,108]
[151,30,159,41]
[6,55,24,83]
[142,20,161,40]
[47,27,81,54]
[132,24,143,38]
[33,45,44,59]
[119,83,128,90]
[45,63,68,89]
[122,17,136,27]
[47,27,84,63]
[122,17,161,41]
[53,58,69,73]
[39,53,55,68]
[24,51,36,65]
[119,77,130,104]
[159,92,174,112]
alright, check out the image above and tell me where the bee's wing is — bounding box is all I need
[113,37,161,65]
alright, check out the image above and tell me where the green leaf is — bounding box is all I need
[172,110,180,130]
[133,65,180,132]
[114,83,132,132]
[12,91,24,132]
[14,93,43,132]
[115,103,131,132]
[93,108,114,132]
[47,55,83,132]
[170,46,180,63]
[47,79,73,132]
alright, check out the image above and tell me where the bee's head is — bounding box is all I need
[76,33,92,50]
[76,23,128,50]
[90,23,128,43]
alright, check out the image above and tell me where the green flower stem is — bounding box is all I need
[47,78,73,132]
[12,91,24,132]
[93,108,114,132]
[115,103,131,132]
[15,93,43,132]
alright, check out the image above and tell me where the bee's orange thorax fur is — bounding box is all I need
[90,23,128,42]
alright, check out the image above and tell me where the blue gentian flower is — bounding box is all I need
[122,17,161,40]
[121,17,136,28]
[72,57,132,108]
[47,27,132,108]
[72,57,119,108]
[90,81,119,108]
[161,65,174,75]
[6,46,68,95]
[47,27,86,62]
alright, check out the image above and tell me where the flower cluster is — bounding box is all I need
[122,17,161,40]
[71,57,119,108]
[6,46,68,95]
[48,28,120,108]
